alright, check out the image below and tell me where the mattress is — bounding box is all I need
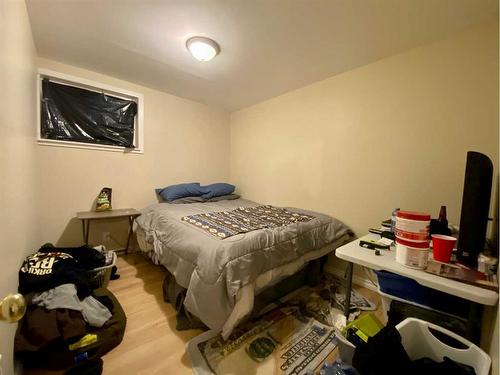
[135,198,352,337]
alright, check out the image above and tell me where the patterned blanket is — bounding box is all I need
[181,205,315,239]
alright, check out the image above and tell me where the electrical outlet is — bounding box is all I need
[102,232,111,242]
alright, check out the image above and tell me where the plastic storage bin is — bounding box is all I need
[378,289,441,322]
[396,318,491,375]
[374,270,469,317]
[380,292,468,338]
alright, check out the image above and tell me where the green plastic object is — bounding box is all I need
[344,312,384,343]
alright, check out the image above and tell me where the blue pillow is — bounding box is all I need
[201,183,235,199]
[155,183,205,202]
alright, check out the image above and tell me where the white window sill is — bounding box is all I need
[37,68,144,155]
[37,139,144,154]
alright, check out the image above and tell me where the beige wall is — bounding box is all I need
[36,58,230,247]
[1,6,498,373]
[230,23,499,367]
[0,0,39,373]
[230,23,498,237]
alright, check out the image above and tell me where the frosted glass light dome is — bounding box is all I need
[186,37,220,62]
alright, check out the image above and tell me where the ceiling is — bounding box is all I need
[26,0,498,111]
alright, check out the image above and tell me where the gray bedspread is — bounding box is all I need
[135,199,352,331]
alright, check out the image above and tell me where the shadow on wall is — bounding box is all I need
[55,195,98,247]
[56,217,132,250]
[56,217,84,246]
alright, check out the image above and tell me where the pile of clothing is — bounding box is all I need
[15,244,116,372]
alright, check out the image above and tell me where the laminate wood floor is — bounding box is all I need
[102,254,383,375]
[102,253,202,375]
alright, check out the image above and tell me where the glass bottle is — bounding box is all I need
[438,206,448,227]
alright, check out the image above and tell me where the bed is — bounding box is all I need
[135,198,352,338]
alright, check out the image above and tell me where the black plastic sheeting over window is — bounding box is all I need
[41,80,138,148]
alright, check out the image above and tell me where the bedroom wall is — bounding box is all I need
[0,0,39,373]
[229,22,499,364]
[36,58,230,247]
[230,22,498,236]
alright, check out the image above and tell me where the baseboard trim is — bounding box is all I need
[325,264,378,292]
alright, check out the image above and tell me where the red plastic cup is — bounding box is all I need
[431,234,456,263]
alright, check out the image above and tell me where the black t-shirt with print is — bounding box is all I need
[19,252,92,297]
[38,245,106,270]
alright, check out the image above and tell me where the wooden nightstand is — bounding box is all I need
[76,208,141,254]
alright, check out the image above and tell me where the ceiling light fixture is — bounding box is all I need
[186,37,220,62]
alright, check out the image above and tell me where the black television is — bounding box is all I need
[456,151,493,268]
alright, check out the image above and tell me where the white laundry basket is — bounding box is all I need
[396,318,491,375]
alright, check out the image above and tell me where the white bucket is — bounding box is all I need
[395,211,430,236]
[395,239,430,269]
[395,216,430,234]
[395,210,430,242]
[395,229,429,242]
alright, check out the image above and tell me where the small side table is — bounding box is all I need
[76,208,141,254]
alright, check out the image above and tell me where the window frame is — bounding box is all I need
[37,69,144,154]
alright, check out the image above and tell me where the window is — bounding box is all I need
[37,69,144,153]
